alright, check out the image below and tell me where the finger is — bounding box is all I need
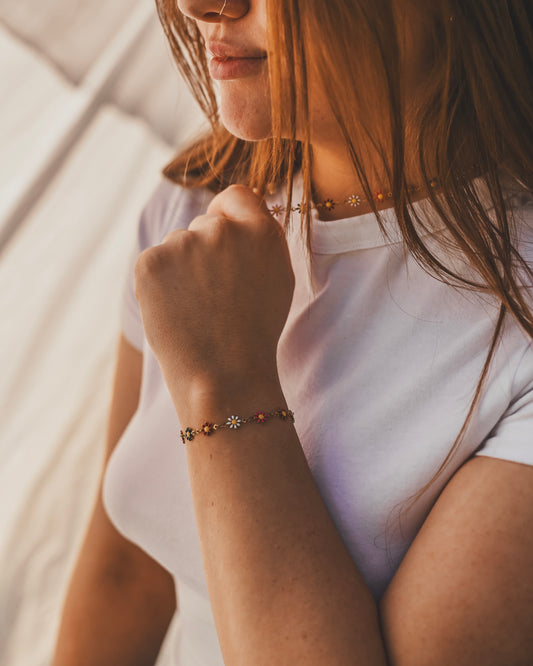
[181,214,215,233]
[161,227,187,244]
[206,184,272,223]
[161,216,218,240]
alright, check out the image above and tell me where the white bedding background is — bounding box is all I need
[0,2,203,663]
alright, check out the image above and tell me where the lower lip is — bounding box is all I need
[209,56,267,80]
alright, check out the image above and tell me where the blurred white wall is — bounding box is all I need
[0,2,204,663]
[0,0,199,143]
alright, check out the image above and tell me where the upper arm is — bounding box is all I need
[380,456,533,666]
[80,335,174,610]
[53,341,175,664]
[104,334,143,462]
[88,334,146,571]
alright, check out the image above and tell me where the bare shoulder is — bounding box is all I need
[381,457,533,666]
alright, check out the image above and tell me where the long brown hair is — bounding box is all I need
[156,0,533,486]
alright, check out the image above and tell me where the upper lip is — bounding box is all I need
[206,40,267,60]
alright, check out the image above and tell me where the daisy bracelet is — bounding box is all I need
[180,408,295,444]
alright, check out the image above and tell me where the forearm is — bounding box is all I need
[177,376,388,665]
[54,594,169,666]
[135,186,387,662]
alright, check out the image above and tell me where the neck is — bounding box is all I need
[309,132,430,222]
[310,142,382,220]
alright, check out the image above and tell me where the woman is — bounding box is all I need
[53,0,533,664]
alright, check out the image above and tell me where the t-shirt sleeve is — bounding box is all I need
[476,341,533,466]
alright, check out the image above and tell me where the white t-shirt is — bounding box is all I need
[103,177,533,665]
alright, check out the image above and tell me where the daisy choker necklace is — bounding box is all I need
[267,177,440,218]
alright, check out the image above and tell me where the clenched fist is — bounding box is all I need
[134,184,295,409]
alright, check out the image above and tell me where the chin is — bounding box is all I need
[218,82,273,141]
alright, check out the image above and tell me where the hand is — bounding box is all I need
[134,185,295,405]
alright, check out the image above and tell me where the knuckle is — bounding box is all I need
[225,183,249,195]
[212,213,232,228]
[209,214,235,236]
[219,183,257,208]
[187,214,210,231]
[228,184,261,209]
[135,245,168,282]
[162,229,180,244]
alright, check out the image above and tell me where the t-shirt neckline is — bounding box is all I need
[274,174,438,255]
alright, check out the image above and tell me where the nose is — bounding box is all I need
[177,0,249,22]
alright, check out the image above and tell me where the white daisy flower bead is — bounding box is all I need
[226,415,242,429]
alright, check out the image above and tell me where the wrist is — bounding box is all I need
[179,405,295,444]
[165,368,286,424]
